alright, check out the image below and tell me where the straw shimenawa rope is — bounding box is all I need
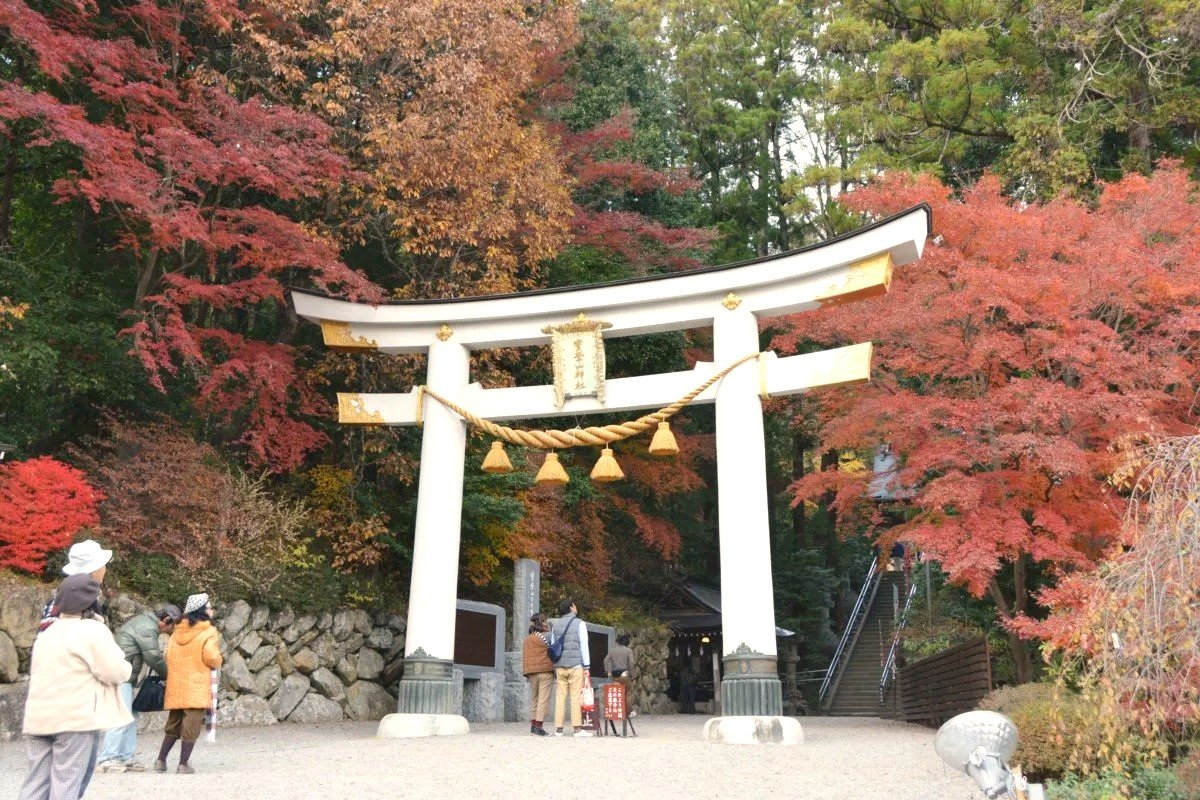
[419,352,761,449]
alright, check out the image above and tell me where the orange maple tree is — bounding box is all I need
[775,165,1200,681]
[250,0,577,297]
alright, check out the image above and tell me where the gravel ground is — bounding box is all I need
[0,715,982,800]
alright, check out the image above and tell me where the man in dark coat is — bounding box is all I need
[95,604,181,772]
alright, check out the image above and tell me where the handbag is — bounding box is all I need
[547,618,576,663]
[580,673,595,712]
[132,674,165,713]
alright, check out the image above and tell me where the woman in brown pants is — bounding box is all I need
[522,613,554,736]
[157,593,222,774]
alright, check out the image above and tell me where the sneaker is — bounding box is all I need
[176,764,195,775]
[553,729,564,737]
[153,760,167,773]
[533,727,549,736]
[573,730,594,738]
[96,760,127,773]
[125,760,147,772]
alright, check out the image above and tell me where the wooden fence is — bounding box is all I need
[892,637,992,726]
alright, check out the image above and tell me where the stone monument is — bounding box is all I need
[503,558,539,722]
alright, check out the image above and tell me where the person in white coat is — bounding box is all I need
[18,573,132,800]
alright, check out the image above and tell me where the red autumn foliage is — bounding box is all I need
[774,165,1200,653]
[70,417,234,571]
[1,0,382,472]
[0,457,103,574]
[512,482,612,596]
[550,107,714,273]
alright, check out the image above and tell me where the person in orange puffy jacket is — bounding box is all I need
[155,593,222,774]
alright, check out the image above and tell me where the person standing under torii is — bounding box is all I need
[522,613,554,736]
[550,598,591,737]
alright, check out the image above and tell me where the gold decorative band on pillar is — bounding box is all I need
[396,653,457,715]
[721,645,783,717]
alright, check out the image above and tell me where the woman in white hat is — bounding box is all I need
[38,540,113,635]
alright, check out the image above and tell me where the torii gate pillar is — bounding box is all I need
[290,204,930,742]
[393,339,469,719]
[713,308,782,716]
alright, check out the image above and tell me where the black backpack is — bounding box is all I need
[547,618,576,664]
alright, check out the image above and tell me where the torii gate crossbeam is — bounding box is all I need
[290,204,930,742]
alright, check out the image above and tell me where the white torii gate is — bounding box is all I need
[290,204,929,742]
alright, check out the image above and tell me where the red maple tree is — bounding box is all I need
[0,457,104,574]
[554,107,715,273]
[775,165,1200,681]
[1,0,382,472]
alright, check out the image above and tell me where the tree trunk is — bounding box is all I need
[1128,82,1152,171]
[820,448,839,569]
[768,116,791,251]
[134,247,161,306]
[792,432,807,549]
[0,133,17,246]
[988,556,1035,684]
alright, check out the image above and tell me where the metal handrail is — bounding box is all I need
[879,579,919,703]
[819,556,879,703]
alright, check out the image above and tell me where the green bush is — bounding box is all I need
[1047,767,1184,800]
[110,548,351,613]
[978,683,1105,780]
[109,551,194,606]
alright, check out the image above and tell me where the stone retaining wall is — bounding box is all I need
[0,584,404,739]
[0,583,675,739]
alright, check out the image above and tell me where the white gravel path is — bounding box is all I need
[0,715,982,800]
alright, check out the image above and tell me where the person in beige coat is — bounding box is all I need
[18,573,132,800]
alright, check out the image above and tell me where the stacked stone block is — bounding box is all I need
[0,587,406,739]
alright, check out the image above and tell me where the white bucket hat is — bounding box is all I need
[61,539,113,576]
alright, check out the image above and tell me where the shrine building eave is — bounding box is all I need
[290,203,930,354]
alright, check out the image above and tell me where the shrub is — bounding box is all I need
[1047,767,1185,800]
[72,416,233,568]
[109,551,194,606]
[979,683,1108,780]
[1173,749,1200,800]
[0,457,103,573]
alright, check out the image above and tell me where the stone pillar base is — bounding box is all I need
[396,653,456,715]
[702,716,803,745]
[503,650,529,723]
[720,648,783,716]
[376,713,470,739]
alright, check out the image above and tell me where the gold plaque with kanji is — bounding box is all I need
[542,313,612,409]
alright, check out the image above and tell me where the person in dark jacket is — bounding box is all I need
[95,604,181,773]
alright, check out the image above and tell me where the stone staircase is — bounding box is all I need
[824,571,908,717]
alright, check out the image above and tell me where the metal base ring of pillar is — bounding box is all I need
[702,716,803,745]
[720,647,784,717]
[396,653,458,715]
